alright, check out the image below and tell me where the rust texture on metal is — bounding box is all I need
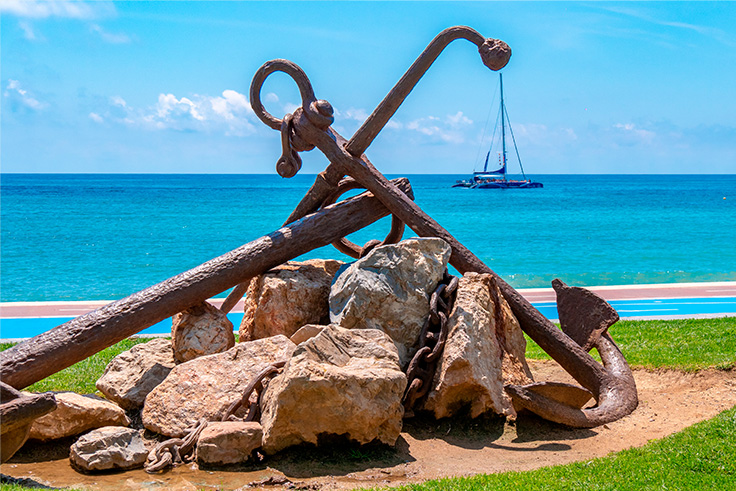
[144,418,208,473]
[506,279,637,427]
[222,361,286,423]
[402,271,459,416]
[553,278,619,351]
[248,25,637,427]
[0,179,414,390]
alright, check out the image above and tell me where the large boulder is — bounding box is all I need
[260,325,407,455]
[329,238,451,367]
[422,272,533,419]
[172,301,235,363]
[70,426,148,472]
[196,421,263,465]
[96,338,176,410]
[142,336,295,437]
[239,259,344,342]
[29,392,130,441]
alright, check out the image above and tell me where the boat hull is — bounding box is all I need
[473,180,543,189]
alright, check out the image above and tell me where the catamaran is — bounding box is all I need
[453,73,542,189]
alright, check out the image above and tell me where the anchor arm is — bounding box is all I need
[346,25,511,157]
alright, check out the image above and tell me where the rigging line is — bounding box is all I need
[473,82,499,173]
[504,104,527,180]
[482,103,502,173]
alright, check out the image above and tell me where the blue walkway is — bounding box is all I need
[2,297,734,340]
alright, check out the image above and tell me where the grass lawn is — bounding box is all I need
[1,317,734,491]
[525,316,736,371]
[0,337,150,394]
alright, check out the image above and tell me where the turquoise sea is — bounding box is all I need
[1,174,735,303]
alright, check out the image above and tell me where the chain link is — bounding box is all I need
[402,271,458,416]
[144,361,285,473]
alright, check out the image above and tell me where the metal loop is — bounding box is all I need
[425,312,448,363]
[320,177,405,259]
[443,275,459,299]
[276,114,302,178]
[250,59,322,130]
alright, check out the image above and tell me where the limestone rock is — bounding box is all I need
[422,272,533,419]
[196,421,263,465]
[70,426,148,472]
[96,338,176,410]
[260,325,407,455]
[29,392,130,441]
[289,324,324,345]
[142,336,295,437]
[329,238,451,367]
[172,301,235,363]
[240,259,344,342]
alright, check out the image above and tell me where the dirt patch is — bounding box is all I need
[3,361,735,490]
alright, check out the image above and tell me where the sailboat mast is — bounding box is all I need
[500,73,507,181]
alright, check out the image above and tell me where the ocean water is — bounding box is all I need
[1,173,735,302]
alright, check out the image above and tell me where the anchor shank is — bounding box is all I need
[346,26,488,157]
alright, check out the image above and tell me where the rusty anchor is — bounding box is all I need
[246,25,637,427]
[0,26,637,446]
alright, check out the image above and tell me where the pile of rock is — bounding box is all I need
[21,237,533,472]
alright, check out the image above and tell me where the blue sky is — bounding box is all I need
[2,1,735,174]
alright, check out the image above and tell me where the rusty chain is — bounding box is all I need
[144,361,285,473]
[221,361,286,423]
[144,418,208,473]
[402,270,459,416]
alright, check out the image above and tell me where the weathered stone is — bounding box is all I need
[70,426,148,472]
[29,392,130,441]
[142,335,295,437]
[260,325,407,455]
[172,301,235,363]
[329,238,451,367]
[196,421,263,465]
[289,324,324,345]
[422,272,533,419]
[96,338,176,410]
[240,259,344,342]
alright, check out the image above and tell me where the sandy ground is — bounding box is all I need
[3,360,735,490]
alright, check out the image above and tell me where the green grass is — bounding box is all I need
[524,317,736,371]
[390,406,736,491]
[0,337,150,394]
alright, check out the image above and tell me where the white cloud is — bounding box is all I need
[404,113,472,144]
[111,96,127,107]
[264,92,279,103]
[210,90,251,120]
[89,112,103,123]
[282,102,300,116]
[4,79,45,110]
[93,89,258,136]
[0,0,115,19]
[613,122,656,145]
[89,23,130,44]
[338,107,369,123]
[446,111,472,128]
[19,20,39,40]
